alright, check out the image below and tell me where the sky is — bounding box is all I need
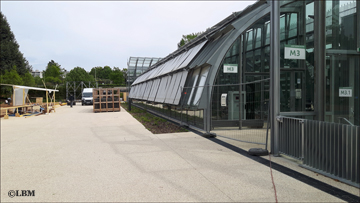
[1,1,256,72]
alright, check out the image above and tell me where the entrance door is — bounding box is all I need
[280,71,306,112]
[326,52,360,125]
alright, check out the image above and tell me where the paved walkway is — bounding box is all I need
[1,104,358,202]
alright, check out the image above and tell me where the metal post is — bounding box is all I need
[270,0,280,156]
[73,81,76,102]
[314,0,326,121]
[54,90,56,112]
[358,2,360,51]
[239,35,243,130]
[128,98,131,111]
[46,90,49,114]
[203,83,216,138]
[302,120,305,160]
[66,82,68,101]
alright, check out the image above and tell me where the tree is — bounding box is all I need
[21,72,35,87]
[65,67,94,82]
[177,32,203,48]
[102,66,112,79]
[43,60,63,84]
[89,66,102,81]
[34,76,43,86]
[0,12,32,75]
[121,68,127,84]
[0,67,23,85]
[109,67,124,85]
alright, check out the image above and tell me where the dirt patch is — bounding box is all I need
[122,103,188,134]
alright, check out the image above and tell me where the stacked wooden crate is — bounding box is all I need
[93,88,121,113]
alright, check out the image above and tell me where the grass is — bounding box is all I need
[122,102,188,134]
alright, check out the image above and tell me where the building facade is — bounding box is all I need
[127,57,161,88]
[129,0,359,186]
[129,0,359,127]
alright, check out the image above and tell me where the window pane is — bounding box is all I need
[246,30,253,51]
[192,66,210,105]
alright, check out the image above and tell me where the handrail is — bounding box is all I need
[338,117,354,126]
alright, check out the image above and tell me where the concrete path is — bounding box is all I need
[0,105,357,202]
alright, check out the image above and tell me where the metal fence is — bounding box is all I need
[278,117,304,160]
[132,101,205,130]
[210,79,270,145]
[278,116,360,188]
[131,79,270,145]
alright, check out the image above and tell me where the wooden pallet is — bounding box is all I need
[93,88,121,113]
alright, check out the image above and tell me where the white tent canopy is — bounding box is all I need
[1,84,59,106]
[0,84,59,92]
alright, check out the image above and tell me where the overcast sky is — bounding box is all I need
[1,1,256,72]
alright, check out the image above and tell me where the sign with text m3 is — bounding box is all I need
[284,45,306,60]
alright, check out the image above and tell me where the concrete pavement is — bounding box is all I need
[1,104,358,202]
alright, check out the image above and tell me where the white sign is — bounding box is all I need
[224,64,238,73]
[221,93,227,107]
[284,45,306,60]
[339,88,352,97]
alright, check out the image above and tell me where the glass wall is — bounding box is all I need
[127,57,161,87]
[212,37,240,121]
[325,0,359,125]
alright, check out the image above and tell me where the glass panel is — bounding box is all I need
[154,76,169,103]
[264,46,270,72]
[164,74,178,104]
[246,29,253,51]
[128,69,135,77]
[168,72,184,105]
[173,71,189,105]
[280,14,286,41]
[148,79,160,101]
[245,76,263,120]
[135,69,142,77]
[325,0,359,125]
[265,22,270,45]
[280,72,291,112]
[186,68,201,105]
[255,28,262,48]
[254,49,262,72]
[245,51,254,72]
[288,13,298,38]
[173,41,206,72]
[192,66,210,105]
[143,81,153,100]
[326,0,357,51]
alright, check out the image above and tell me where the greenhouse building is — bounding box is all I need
[129,0,359,187]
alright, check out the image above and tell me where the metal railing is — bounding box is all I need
[278,116,360,188]
[302,120,359,188]
[278,116,304,160]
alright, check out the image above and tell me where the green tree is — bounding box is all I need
[34,76,43,86]
[65,66,94,82]
[109,67,125,85]
[89,66,113,80]
[43,60,63,84]
[0,67,23,85]
[0,12,32,75]
[102,66,112,79]
[177,32,203,48]
[121,68,127,84]
[89,66,102,81]
[21,72,35,86]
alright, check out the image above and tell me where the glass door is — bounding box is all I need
[326,53,360,125]
[280,71,306,112]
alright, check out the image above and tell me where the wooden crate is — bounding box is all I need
[93,88,121,113]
